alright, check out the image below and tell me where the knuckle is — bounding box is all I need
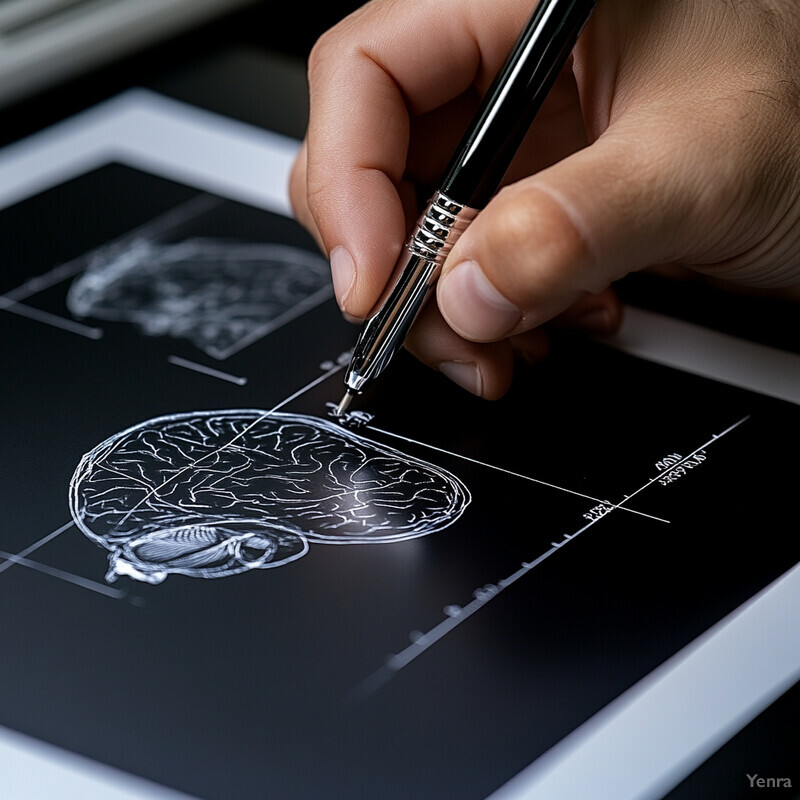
[307,5,369,86]
[305,171,344,226]
[307,30,337,84]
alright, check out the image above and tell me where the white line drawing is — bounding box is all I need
[0,521,75,577]
[66,238,332,359]
[351,416,751,700]
[167,355,248,386]
[107,361,345,533]
[325,402,375,430]
[0,296,103,339]
[0,521,142,602]
[2,195,223,305]
[367,424,669,524]
[0,549,128,600]
[69,410,471,584]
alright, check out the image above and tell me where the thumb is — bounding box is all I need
[436,132,695,342]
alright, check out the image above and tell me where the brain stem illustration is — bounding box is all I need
[69,411,470,584]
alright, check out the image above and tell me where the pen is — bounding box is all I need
[335,0,598,416]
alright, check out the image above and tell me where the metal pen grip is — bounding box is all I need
[408,192,478,263]
[344,192,478,393]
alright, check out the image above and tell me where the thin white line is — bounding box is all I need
[1,195,224,304]
[623,415,750,507]
[0,550,126,599]
[368,425,669,524]
[381,520,601,677]
[356,416,752,693]
[167,355,247,386]
[3,261,89,303]
[0,297,103,339]
[207,284,335,360]
[0,521,74,576]
[110,362,345,533]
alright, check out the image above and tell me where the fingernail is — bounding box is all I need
[575,307,612,333]
[439,260,521,341]
[329,246,355,311]
[438,361,483,396]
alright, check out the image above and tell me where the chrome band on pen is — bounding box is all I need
[408,192,478,261]
[344,191,478,395]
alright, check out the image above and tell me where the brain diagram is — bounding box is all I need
[66,238,331,359]
[69,411,470,584]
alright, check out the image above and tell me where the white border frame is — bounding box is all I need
[0,89,798,800]
[0,88,299,216]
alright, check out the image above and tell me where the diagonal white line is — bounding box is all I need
[368,425,669,524]
[0,297,102,339]
[167,355,247,385]
[109,363,345,533]
[623,415,750,507]
[0,550,126,599]
[0,521,74,576]
[352,415,752,696]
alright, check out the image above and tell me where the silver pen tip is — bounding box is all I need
[335,390,356,418]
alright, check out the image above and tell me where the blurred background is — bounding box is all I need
[0,0,364,146]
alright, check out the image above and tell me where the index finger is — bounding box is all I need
[304,0,530,317]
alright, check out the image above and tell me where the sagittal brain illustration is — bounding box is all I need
[69,411,470,584]
[66,238,331,359]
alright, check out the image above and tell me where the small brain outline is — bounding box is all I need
[69,411,471,584]
[66,238,332,359]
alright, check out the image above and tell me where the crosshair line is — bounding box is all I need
[622,415,750,507]
[0,550,127,600]
[348,515,607,703]
[1,194,223,305]
[0,521,131,600]
[210,284,335,360]
[109,362,346,534]
[0,521,74,576]
[367,425,669,524]
[2,353,344,596]
[0,297,102,339]
[167,355,248,385]
[351,414,750,701]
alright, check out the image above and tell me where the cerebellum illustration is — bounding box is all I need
[69,411,470,584]
[66,238,332,359]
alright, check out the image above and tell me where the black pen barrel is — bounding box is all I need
[440,0,596,210]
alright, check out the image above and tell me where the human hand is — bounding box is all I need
[289,0,800,399]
